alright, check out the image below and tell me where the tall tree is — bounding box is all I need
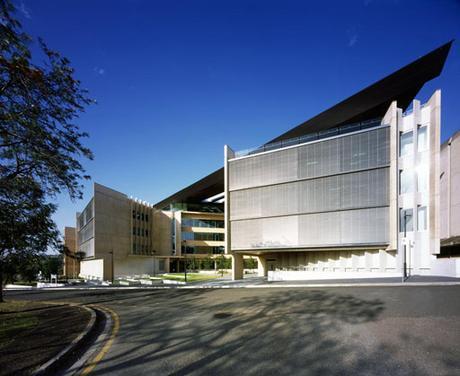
[0,0,93,301]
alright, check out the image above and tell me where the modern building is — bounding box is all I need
[222,42,460,280]
[68,41,460,282]
[62,226,79,278]
[440,130,460,261]
[225,91,451,280]
[75,183,225,281]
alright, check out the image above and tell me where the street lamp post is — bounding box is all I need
[152,250,156,277]
[183,240,187,283]
[402,211,408,282]
[109,250,114,284]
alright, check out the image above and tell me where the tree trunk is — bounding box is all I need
[0,260,4,303]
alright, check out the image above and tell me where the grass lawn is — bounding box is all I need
[0,300,91,375]
[0,300,46,313]
[0,300,46,349]
[158,273,221,282]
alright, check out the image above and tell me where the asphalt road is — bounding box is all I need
[7,286,460,376]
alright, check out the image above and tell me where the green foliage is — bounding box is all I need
[216,255,231,276]
[39,254,62,279]
[2,252,61,283]
[0,0,93,301]
[244,257,258,270]
[0,179,59,281]
[200,257,214,270]
[3,253,40,283]
[0,3,93,198]
[186,257,198,272]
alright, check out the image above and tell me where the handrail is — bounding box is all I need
[234,118,383,158]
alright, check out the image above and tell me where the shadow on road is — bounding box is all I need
[92,289,391,375]
[8,288,460,375]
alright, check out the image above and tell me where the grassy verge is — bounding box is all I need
[0,314,39,348]
[0,300,49,313]
[0,300,45,350]
[158,273,220,283]
[0,300,91,375]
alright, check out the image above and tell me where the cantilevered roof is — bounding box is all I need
[154,41,453,209]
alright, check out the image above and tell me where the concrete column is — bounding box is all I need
[257,255,267,277]
[224,145,235,256]
[428,90,441,254]
[232,253,244,280]
[164,258,170,273]
[382,101,399,252]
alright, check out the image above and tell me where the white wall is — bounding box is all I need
[114,256,168,278]
[80,259,104,280]
[270,250,398,274]
[430,257,460,277]
[268,270,400,281]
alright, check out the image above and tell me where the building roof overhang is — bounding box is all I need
[154,41,453,209]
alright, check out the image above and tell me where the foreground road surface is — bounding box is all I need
[7,286,460,375]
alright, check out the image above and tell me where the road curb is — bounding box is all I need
[180,281,460,288]
[64,305,119,376]
[7,281,460,292]
[32,304,96,376]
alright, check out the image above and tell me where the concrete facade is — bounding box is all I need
[440,130,460,251]
[226,91,459,280]
[78,183,163,281]
[62,226,79,278]
[76,183,225,281]
[440,130,460,242]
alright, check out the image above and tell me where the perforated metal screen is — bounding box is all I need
[229,127,389,191]
[228,126,390,250]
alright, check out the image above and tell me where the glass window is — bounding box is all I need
[417,126,427,152]
[399,169,413,194]
[417,168,428,192]
[145,229,148,236]
[182,232,193,241]
[181,219,224,228]
[400,208,413,232]
[146,214,149,222]
[132,210,136,219]
[181,232,224,241]
[141,213,145,221]
[417,206,427,231]
[133,227,136,235]
[400,131,413,156]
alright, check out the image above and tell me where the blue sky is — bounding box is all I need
[14,0,460,237]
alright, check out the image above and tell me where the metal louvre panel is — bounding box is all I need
[230,127,389,191]
[78,219,94,244]
[230,168,389,220]
[231,216,298,249]
[377,126,390,165]
[79,238,94,258]
[229,148,297,191]
[297,211,342,245]
[231,207,389,249]
[229,189,262,219]
[231,218,261,250]
[229,127,391,249]
[340,207,389,244]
